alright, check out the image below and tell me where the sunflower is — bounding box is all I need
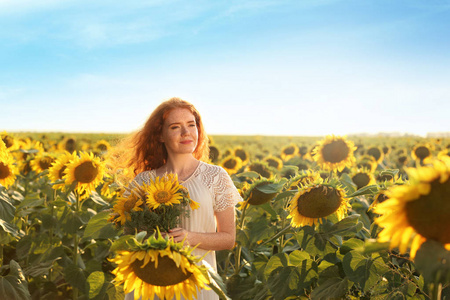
[263,155,283,170]
[234,147,250,165]
[58,137,77,153]
[287,180,350,227]
[143,173,185,210]
[411,143,433,163]
[94,139,111,153]
[208,145,220,162]
[242,178,282,206]
[221,156,243,175]
[245,161,273,178]
[15,139,44,162]
[109,190,144,225]
[366,146,384,164]
[64,151,105,195]
[0,154,18,188]
[350,168,376,190]
[1,132,19,151]
[110,233,210,300]
[30,153,56,174]
[48,151,76,190]
[288,170,321,190]
[374,157,450,258]
[382,145,391,156]
[356,155,378,173]
[312,135,357,172]
[281,144,299,161]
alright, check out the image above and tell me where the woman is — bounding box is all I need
[122,97,241,300]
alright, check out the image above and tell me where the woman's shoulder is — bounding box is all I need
[198,161,228,176]
[132,170,155,185]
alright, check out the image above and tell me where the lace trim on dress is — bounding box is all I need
[195,162,242,212]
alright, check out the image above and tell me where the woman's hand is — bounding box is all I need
[168,228,194,246]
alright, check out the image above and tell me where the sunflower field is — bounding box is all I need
[1,131,449,300]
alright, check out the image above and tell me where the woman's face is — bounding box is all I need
[160,108,199,157]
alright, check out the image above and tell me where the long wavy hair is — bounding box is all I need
[110,97,209,177]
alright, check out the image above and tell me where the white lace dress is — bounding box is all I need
[124,161,242,300]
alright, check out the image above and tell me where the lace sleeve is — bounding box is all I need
[208,166,242,212]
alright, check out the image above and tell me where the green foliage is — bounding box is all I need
[1,133,449,299]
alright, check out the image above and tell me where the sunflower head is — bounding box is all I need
[245,161,274,178]
[58,137,77,153]
[356,155,378,173]
[281,144,299,161]
[366,146,384,164]
[374,157,450,258]
[312,135,356,172]
[1,132,18,151]
[64,151,105,195]
[0,154,18,188]
[243,178,284,206]
[208,145,220,162]
[30,153,56,174]
[109,190,144,225]
[94,139,111,153]
[411,143,433,163]
[48,151,76,190]
[287,179,350,228]
[350,168,376,190]
[288,170,322,191]
[263,155,283,170]
[143,173,184,210]
[110,232,210,300]
[234,147,250,165]
[221,155,243,175]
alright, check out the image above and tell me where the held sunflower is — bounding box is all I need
[374,157,450,258]
[287,181,350,227]
[312,135,357,172]
[64,151,105,195]
[109,191,144,225]
[110,234,210,300]
[143,173,184,210]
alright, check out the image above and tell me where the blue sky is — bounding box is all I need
[1,0,449,136]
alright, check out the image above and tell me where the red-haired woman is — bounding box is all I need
[122,97,240,300]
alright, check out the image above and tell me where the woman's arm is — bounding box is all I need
[168,206,236,250]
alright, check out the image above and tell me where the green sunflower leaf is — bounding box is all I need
[0,260,31,300]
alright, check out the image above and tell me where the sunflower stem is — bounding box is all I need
[234,201,249,275]
[72,192,80,300]
[431,280,442,300]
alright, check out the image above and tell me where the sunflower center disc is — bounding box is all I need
[74,161,99,183]
[224,159,237,169]
[321,140,349,163]
[97,144,108,151]
[235,149,247,161]
[0,163,11,179]
[155,191,170,203]
[352,173,370,189]
[131,255,192,286]
[65,139,76,152]
[367,148,382,162]
[2,136,14,148]
[284,147,295,155]
[39,157,55,170]
[405,178,450,244]
[415,146,431,160]
[297,186,342,218]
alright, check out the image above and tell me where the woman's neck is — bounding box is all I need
[159,155,199,180]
